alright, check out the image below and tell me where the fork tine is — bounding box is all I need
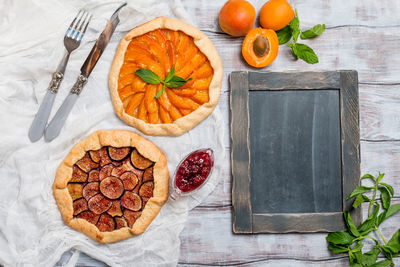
[65,9,83,37]
[73,11,88,39]
[71,10,86,39]
[78,14,93,41]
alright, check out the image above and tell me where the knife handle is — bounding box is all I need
[44,75,87,142]
[28,72,63,142]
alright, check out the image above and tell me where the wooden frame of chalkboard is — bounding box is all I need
[230,70,361,234]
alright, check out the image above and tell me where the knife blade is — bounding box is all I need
[44,3,126,142]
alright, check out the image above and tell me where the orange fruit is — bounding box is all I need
[260,0,295,31]
[242,28,279,68]
[219,0,256,37]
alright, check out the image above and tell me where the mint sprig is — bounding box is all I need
[326,172,400,266]
[275,9,324,64]
[135,66,192,99]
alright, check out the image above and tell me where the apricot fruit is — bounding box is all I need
[242,28,279,68]
[260,0,294,31]
[219,0,256,37]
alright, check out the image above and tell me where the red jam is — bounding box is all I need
[175,149,214,193]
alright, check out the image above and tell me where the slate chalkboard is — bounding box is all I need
[230,71,361,234]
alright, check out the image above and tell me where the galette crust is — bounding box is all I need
[109,17,223,136]
[53,130,169,243]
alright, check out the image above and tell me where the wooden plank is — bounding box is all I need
[178,199,400,265]
[230,72,252,233]
[252,212,344,233]
[340,71,362,225]
[184,0,400,32]
[248,71,340,90]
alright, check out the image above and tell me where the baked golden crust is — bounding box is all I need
[109,17,223,136]
[53,130,169,243]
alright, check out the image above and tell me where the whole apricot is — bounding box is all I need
[260,0,294,31]
[219,0,256,37]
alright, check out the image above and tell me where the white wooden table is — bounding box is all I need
[58,0,400,266]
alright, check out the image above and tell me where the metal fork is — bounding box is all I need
[28,10,92,142]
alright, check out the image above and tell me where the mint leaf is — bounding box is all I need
[135,69,161,84]
[387,230,400,254]
[154,84,165,99]
[353,194,369,209]
[358,204,379,235]
[361,173,376,182]
[301,24,325,39]
[164,66,175,83]
[276,25,292,44]
[378,187,391,210]
[165,76,192,88]
[362,248,380,266]
[377,172,385,183]
[344,212,361,237]
[385,203,400,219]
[346,186,374,200]
[380,182,394,196]
[370,260,392,267]
[328,243,349,254]
[289,9,300,43]
[326,231,355,245]
[287,43,319,64]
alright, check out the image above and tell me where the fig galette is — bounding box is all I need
[53,130,169,243]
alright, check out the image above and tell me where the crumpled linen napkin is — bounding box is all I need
[0,0,225,266]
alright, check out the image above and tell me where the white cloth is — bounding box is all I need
[0,0,225,266]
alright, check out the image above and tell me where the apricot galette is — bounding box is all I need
[53,130,169,243]
[109,17,223,136]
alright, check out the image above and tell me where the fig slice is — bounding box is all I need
[77,210,100,225]
[124,210,142,227]
[143,167,153,182]
[70,166,88,183]
[131,150,153,170]
[139,181,154,198]
[88,194,112,214]
[88,169,100,182]
[107,200,123,217]
[96,214,115,232]
[121,192,142,211]
[89,150,101,163]
[73,198,88,216]
[115,216,128,229]
[99,164,114,181]
[120,172,138,190]
[82,182,100,201]
[67,183,83,200]
[99,147,112,167]
[76,153,98,173]
[100,177,124,199]
[141,197,150,210]
[108,147,130,161]
[111,158,134,177]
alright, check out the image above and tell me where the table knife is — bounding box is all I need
[44,3,126,142]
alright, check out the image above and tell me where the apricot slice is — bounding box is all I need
[125,93,144,116]
[100,177,124,199]
[77,210,100,225]
[73,198,88,216]
[120,172,139,190]
[107,200,123,217]
[70,166,87,183]
[88,170,100,182]
[242,28,279,68]
[76,154,98,173]
[143,167,153,182]
[67,183,83,200]
[139,181,154,198]
[108,147,130,161]
[96,214,115,232]
[192,90,210,104]
[82,182,100,201]
[131,150,153,170]
[88,194,112,214]
[121,192,142,211]
[115,216,128,229]
[124,210,142,227]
